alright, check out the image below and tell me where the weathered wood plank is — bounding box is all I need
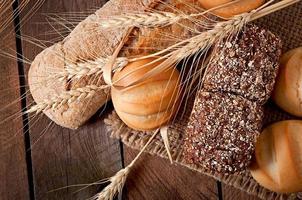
[222,184,261,200]
[20,0,123,199]
[0,7,30,200]
[123,147,219,200]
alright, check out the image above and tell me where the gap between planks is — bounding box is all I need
[12,1,35,199]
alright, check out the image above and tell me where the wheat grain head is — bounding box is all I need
[26,85,108,114]
[99,11,183,28]
[55,57,129,81]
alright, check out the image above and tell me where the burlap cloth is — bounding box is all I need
[105,2,302,199]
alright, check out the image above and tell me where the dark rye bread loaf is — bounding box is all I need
[203,25,282,104]
[185,91,264,173]
[184,25,282,174]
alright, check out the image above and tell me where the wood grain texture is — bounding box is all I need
[123,147,219,200]
[222,184,261,200]
[20,0,123,199]
[0,8,30,200]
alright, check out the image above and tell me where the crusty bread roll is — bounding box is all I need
[198,0,264,18]
[250,120,302,193]
[280,47,302,65]
[272,47,302,117]
[111,58,180,131]
[29,0,203,129]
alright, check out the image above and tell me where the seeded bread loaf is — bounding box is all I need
[184,25,282,173]
[185,91,263,173]
[203,25,282,104]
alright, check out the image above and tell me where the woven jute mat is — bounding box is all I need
[105,2,302,199]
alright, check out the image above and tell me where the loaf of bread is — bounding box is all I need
[29,0,204,129]
[184,25,282,173]
[250,120,302,193]
[185,91,263,173]
[203,25,282,104]
[272,47,302,117]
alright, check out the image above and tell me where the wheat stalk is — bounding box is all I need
[179,14,250,58]
[251,0,301,21]
[91,129,159,200]
[99,12,183,28]
[26,85,108,114]
[92,167,129,200]
[98,0,245,29]
[160,126,173,164]
[56,57,128,81]
[46,0,299,87]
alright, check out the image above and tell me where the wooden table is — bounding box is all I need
[0,1,260,199]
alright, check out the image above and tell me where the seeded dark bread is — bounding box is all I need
[185,91,263,173]
[203,25,282,104]
[184,25,282,173]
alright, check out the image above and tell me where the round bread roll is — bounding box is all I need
[280,47,302,65]
[272,47,302,117]
[111,58,181,131]
[198,0,264,18]
[250,120,302,193]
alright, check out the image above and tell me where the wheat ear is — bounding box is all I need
[92,129,159,200]
[98,0,245,29]
[56,57,128,81]
[26,85,108,114]
[99,12,183,28]
[179,13,250,59]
